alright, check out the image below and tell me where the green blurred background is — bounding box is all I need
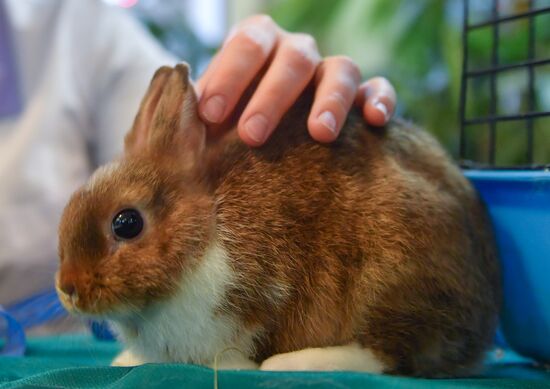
[128,0,550,166]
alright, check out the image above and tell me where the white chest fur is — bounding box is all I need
[111,243,258,368]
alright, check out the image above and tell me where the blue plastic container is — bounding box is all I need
[465,170,550,362]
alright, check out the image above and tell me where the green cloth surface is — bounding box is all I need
[1,335,549,388]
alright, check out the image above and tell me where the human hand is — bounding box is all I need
[196,15,396,146]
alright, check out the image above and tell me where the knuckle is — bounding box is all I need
[329,55,361,83]
[234,31,267,56]
[327,91,347,107]
[295,33,317,50]
[247,14,275,29]
[330,54,354,65]
[367,76,389,88]
[372,76,388,84]
[364,76,396,101]
[229,15,279,57]
[290,49,316,73]
[283,37,320,74]
[345,61,362,83]
[326,91,349,112]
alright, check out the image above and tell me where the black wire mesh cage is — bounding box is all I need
[459,0,550,169]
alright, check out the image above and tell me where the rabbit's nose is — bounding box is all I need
[58,262,81,298]
[60,281,76,297]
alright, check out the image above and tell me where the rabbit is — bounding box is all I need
[56,63,501,377]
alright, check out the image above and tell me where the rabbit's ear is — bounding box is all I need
[125,64,205,170]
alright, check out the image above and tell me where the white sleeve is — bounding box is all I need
[0,1,179,307]
[76,1,178,166]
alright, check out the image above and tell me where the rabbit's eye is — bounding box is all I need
[112,209,143,240]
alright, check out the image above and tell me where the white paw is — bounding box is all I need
[261,349,346,371]
[260,344,386,373]
[111,349,144,367]
[261,351,319,371]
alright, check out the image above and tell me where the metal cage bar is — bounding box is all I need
[459,0,469,160]
[526,0,535,164]
[488,0,499,165]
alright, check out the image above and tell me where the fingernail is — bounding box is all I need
[244,114,269,144]
[318,111,337,135]
[373,98,389,122]
[202,95,226,123]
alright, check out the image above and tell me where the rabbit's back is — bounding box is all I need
[208,98,500,376]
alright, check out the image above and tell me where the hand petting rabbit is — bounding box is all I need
[57,64,500,377]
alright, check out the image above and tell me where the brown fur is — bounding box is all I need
[57,64,500,377]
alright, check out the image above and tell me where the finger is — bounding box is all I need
[195,52,220,98]
[197,15,279,125]
[357,77,396,126]
[238,33,321,146]
[307,56,361,143]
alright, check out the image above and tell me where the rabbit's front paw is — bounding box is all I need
[111,349,144,367]
[260,343,386,372]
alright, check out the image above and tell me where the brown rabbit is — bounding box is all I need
[56,64,500,377]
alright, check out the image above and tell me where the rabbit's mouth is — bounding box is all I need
[55,272,128,316]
